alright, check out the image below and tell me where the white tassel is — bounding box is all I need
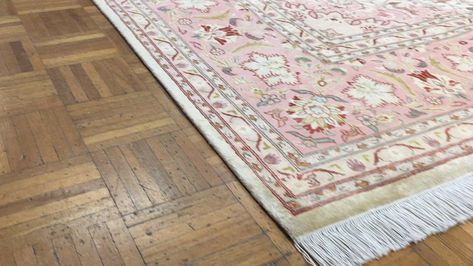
[296,173,473,266]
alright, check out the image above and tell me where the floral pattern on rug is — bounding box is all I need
[106,0,473,214]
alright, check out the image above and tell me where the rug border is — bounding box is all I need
[91,0,295,233]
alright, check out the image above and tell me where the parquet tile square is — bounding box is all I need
[122,185,283,265]
[67,91,179,151]
[0,107,87,174]
[20,8,96,39]
[0,38,42,76]
[0,71,62,117]
[90,131,226,216]
[0,156,118,239]
[48,57,146,104]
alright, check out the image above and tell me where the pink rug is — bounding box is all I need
[94,0,473,264]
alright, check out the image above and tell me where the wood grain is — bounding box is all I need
[0,1,471,265]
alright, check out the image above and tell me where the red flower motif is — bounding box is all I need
[408,70,438,82]
[200,25,241,45]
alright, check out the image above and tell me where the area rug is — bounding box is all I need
[93,0,473,265]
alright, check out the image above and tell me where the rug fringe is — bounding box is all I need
[295,173,473,266]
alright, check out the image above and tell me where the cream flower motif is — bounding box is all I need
[241,53,299,86]
[408,70,465,97]
[343,76,401,108]
[445,55,473,72]
[287,96,347,133]
[172,0,217,12]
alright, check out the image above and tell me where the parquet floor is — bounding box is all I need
[0,0,473,265]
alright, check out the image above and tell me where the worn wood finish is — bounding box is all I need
[0,0,472,265]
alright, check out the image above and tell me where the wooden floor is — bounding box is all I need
[1,0,473,265]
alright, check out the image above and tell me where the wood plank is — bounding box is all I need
[119,142,168,204]
[52,234,82,266]
[35,32,118,67]
[13,0,82,15]
[142,212,262,264]
[0,188,110,230]
[193,234,286,266]
[106,218,145,266]
[0,39,41,76]
[130,202,242,249]
[71,225,103,266]
[124,139,182,201]
[0,240,16,265]
[105,146,153,210]
[0,133,10,175]
[0,161,100,207]
[12,237,38,266]
[0,16,26,42]
[368,248,427,266]
[123,185,234,227]
[437,226,473,264]
[31,234,60,266]
[146,135,198,195]
[416,237,467,266]
[91,149,137,215]
[88,223,125,266]
[227,181,307,266]
[67,92,179,151]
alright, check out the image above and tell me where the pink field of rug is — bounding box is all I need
[94,0,473,265]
